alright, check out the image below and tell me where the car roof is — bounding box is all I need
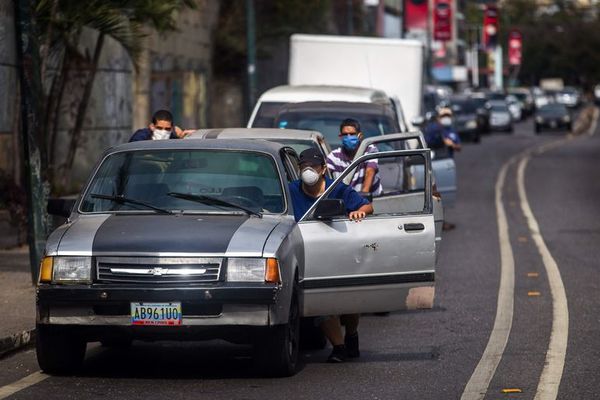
[106,138,288,159]
[276,101,396,117]
[187,128,324,141]
[257,85,391,104]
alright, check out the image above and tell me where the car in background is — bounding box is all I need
[488,100,513,132]
[506,94,523,121]
[555,87,581,108]
[445,96,481,142]
[248,85,408,133]
[273,101,401,149]
[508,88,534,116]
[534,103,572,133]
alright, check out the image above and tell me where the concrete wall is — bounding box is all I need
[134,0,220,131]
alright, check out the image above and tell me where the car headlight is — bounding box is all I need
[466,120,477,129]
[535,116,544,123]
[562,115,571,122]
[227,257,280,283]
[39,256,92,283]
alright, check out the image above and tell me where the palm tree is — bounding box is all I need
[35,0,196,191]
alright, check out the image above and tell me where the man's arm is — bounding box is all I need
[362,166,376,193]
[349,203,373,221]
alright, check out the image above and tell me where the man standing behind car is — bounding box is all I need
[128,109,194,142]
[289,148,373,363]
[326,118,383,196]
[424,107,461,159]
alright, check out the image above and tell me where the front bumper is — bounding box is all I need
[37,283,280,328]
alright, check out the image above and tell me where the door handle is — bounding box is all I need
[404,223,425,232]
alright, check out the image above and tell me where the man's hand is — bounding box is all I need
[349,210,366,222]
[174,126,196,138]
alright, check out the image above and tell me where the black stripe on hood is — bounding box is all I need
[92,214,248,254]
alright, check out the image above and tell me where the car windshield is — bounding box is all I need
[490,103,509,112]
[450,100,477,114]
[539,104,568,115]
[80,149,285,214]
[275,111,398,148]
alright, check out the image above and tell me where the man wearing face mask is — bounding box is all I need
[128,109,194,142]
[326,119,383,196]
[288,148,373,363]
[424,107,461,158]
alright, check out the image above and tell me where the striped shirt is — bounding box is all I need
[326,145,383,195]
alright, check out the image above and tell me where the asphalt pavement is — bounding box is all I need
[0,112,599,399]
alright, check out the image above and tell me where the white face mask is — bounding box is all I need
[440,117,452,127]
[152,129,171,140]
[301,167,321,186]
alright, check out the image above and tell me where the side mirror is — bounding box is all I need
[47,198,76,218]
[411,116,425,127]
[314,199,345,220]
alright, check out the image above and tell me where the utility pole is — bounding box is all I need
[347,0,354,35]
[13,0,49,284]
[245,0,257,117]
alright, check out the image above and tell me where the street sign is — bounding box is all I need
[483,4,499,49]
[433,0,452,42]
[508,29,522,66]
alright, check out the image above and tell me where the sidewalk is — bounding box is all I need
[0,245,36,357]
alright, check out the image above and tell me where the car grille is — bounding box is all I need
[96,257,223,284]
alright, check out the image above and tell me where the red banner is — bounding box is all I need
[405,0,428,31]
[483,4,499,49]
[508,29,522,65]
[433,0,452,42]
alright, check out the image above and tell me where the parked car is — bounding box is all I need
[488,100,513,132]
[39,138,437,376]
[535,103,572,133]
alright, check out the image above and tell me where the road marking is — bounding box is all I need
[528,291,541,297]
[460,156,516,400]
[0,371,48,399]
[517,154,569,400]
[502,388,523,394]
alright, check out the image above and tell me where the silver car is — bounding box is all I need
[488,100,514,132]
[38,138,436,377]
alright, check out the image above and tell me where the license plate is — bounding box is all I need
[131,302,182,326]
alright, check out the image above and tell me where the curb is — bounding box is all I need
[0,329,36,358]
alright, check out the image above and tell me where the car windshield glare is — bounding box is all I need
[80,149,285,214]
[276,111,397,148]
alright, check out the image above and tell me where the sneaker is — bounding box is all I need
[327,345,347,363]
[345,332,360,358]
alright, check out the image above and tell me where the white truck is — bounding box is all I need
[288,34,425,128]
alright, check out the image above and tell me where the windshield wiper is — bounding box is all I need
[90,193,173,215]
[167,192,262,218]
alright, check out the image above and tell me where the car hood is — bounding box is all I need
[51,214,283,256]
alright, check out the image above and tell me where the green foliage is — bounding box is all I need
[501,0,600,87]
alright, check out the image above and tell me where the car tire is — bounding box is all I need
[254,287,300,377]
[36,324,86,375]
[567,123,572,131]
[473,132,481,143]
[535,124,541,134]
[300,317,327,350]
[508,125,514,133]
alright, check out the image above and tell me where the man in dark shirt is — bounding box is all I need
[129,109,193,142]
[288,148,373,363]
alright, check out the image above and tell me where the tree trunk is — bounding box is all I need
[47,49,70,186]
[61,33,104,190]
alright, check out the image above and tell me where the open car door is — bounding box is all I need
[298,150,436,316]
[348,132,449,260]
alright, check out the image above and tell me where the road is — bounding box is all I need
[1,114,599,400]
